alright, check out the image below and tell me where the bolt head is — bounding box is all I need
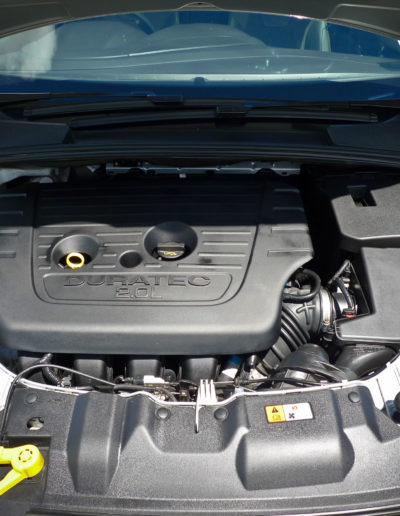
[214,408,228,421]
[156,408,171,421]
[348,391,361,403]
[25,393,38,404]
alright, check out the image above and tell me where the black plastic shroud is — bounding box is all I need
[0,176,313,354]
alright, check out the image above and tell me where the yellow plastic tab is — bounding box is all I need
[0,445,44,495]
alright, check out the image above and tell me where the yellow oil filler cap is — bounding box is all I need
[0,444,44,495]
[65,252,85,270]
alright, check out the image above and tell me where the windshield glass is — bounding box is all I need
[1,10,400,101]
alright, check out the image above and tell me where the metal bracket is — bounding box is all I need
[195,379,217,433]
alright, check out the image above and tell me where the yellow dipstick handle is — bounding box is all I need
[65,252,85,270]
[0,445,44,496]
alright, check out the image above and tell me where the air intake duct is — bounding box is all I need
[260,267,351,374]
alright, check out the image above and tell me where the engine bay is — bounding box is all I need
[0,164,399,403]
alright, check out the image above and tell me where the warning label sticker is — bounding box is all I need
[265,403,314,423]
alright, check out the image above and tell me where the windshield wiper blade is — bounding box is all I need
[2,90,399,113]
[65,105,377,129]
[17,94,345,119]
[21,95,275,118]
[0,91,110,107]
[0,91,185,109]
[0,93,389,122]
[348,99,400,108]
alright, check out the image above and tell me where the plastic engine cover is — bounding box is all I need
[0,176,312,355]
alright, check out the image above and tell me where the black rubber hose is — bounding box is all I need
[35,353,62,385]
[336,345,395,377]
[283,269,321,303]
[335,276,355,310]
[282,304,310,341]
[275,365,344,383]
[254,377,321,388]
[328,259,351,286]
[281,311,308,349]
[280,324,304,351]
